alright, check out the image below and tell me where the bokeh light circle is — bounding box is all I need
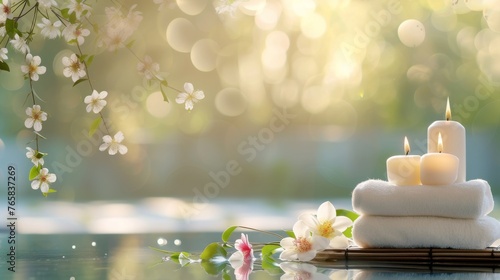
[398,19,426,47]
[215,88,247,117]
[300,13,326,39]
[166,18,199,53]
[191,39,220,72]
[146,91,172,118]
[176,0,207,15]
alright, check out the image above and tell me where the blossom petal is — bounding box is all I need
[183,82,194,93]
[317,201,336,222]
[33,121,42,132]
[24,118,34,129]
[311,235,330,251]
[40,182,49,193]
[280,237,295,248]
[102,135,113,143]
[31,180,40,190]
[329,235,349,249]
[114,131,124,142]
[99,142,110,151]
[279,249,298,261]
[118,145,128,155]
[332,216,353,233]
[298,213,319,230]
[296,250,316,261]
[194,90,205,100]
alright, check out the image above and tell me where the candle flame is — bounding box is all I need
[445,97,451,121]
[404,136,410,155]
[437,132,443,153]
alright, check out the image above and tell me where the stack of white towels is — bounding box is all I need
[351,179,500,249]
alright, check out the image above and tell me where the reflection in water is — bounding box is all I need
[2,233,500,279]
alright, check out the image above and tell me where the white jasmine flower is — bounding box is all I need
[24,105,47,132]
[62,23,90,45]
[299,201,353,249]
[67,0,91,19]
[37,0,57,9]
[279,220,329,262]
[99,131,128,155]
[37,18,62,39]
[10,34,30,54]
[137,55,159,80]
[0,47,7,62]
[175,82,205,110]
[0,0,12,20]
[20,54,46,81]
[62,53,86,82]
[31,168,56,194]
[26,147,44,166]
[84,89,107,114]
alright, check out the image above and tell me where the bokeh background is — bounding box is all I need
[1,0,500,232]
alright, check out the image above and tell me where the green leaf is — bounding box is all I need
[88,117,102,137]
[29,165,41,181]
[160,85,170,103]
[86,55,94,66]
[261,244,281,257]
[148,246,179,255]
[336,209,359,222]
[170,251,190,261]
[5,18,18,38]
[343,226,353,238]
[35,151,47,159]
[222,271,231,280]
[61,8,70,18]
[284,230,295,238]
[73,78,88,87]
[0,61,10,72]
[200,260,227,276]
[261,255,283,275]
[200,242,227,261]
[221,226,238,243]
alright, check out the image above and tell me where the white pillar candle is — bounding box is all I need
[421,133,459,185]
[387,137,421,186]
[427,98,466,183]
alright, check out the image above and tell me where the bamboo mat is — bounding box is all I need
[312,247,500,272]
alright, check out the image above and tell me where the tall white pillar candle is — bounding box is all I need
[427,98,466,183]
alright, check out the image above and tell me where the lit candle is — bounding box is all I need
[420,133,459,185]
[386,137,421,186]
[427,98,466,183]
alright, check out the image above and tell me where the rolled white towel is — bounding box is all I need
[352,215,500,249]
[352,179,494,219]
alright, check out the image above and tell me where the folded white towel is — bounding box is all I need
[352,215,500,249]
[352,179,494,219]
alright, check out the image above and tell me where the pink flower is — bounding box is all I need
[229,233,254,280]
[233,233,254,260]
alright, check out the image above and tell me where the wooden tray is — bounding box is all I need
[312,247,500,272]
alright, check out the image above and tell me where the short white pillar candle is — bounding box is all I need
[421,133,459,185]
[387,137,421,186]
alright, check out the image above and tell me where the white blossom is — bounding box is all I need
[62,23,90,45]
[137,56,159,80]
[24,105,47,132]
[175,83,205,110]
[10,34,30,54]
[99,131,128,155]
[62,53,86,82]
[20,54,46,81]
[31,168,56,193]
[26,147,44,166]
[37,18,62,39]
[84,90,108,114]
[67,0,92,19]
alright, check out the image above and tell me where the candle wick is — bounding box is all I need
[405,151,409,156]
